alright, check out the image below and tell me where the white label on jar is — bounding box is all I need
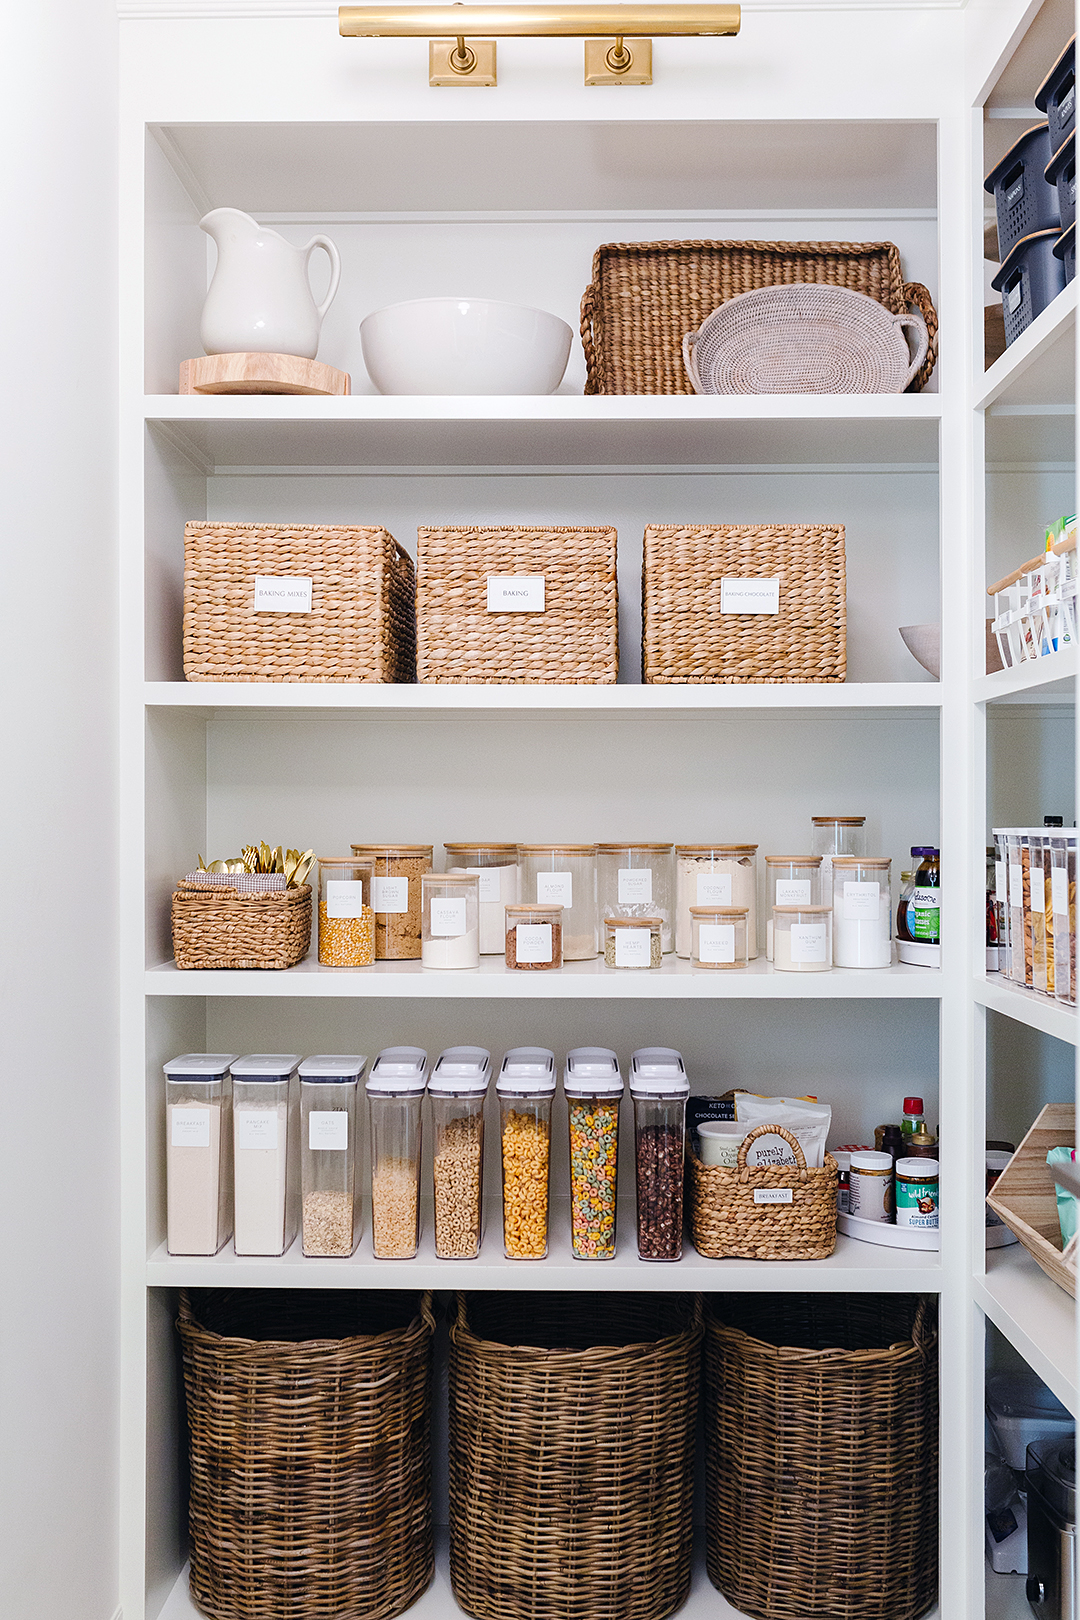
[1053,866,1070,915]
[308,1110,348,1151]
[431,897,467,936]
[614,927,652,966]
[171,1108,211,1148]
[720,576,780,614]
[1010,863,1024,902]
[373,875,409,913]
[699,923,735,963]
[468,867,502,903]
[618,868,653,903]
[516,923,553,963]
[995,860,1006,900]
[843,881,880,919]
[253,574,312,612]
[487,575,545,612]
[697,872,732,905]
[1030,876,1046,912]
[537,871,572,906]
[753,1187,793,1204]
[790,923,828,962]
[775,879,811,906]
[237,1110,279,1150]
[326,879,367,918]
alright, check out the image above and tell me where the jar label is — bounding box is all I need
[253,574,312,613]
[775,879,811,905]
[309,1110,348,1151]
[720,576,780,614]
[171,1107,211,1148]
[843,880,880,919]
[537,871,572,906]
[1029,876,1045,913]
[995,860,1006,900]
[468,867,502,903]
[698,923,735,963]
[618,867,653,903]
[373,875,409,913]
[1009,862,1023,902]
[697,872,732,905]
[615,927,651,967]
[486,574,545,612]
[236,1110,279,1151]
[1052,866,1070,915]
[790,922,828,962]
[516,922,553,963]
[326,879,367,918]
[431,897,467,936]
[910,887,940,939]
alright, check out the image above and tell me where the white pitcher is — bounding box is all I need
[199,207,342,360]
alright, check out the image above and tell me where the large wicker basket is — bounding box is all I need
[642,523,846,683]
[704,1294,939,1620]
[688,1126,838,1259]
[183,521,416,682]
[178,1289,434,1620]
[580,239,938,394]
[448,1292,701,1620]
[986,1102,1077,1297]
[171,881,311,969]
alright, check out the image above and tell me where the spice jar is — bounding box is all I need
[444,843,519,955]
[690,905,749,969]
[848,1149,894,1222]
[317,857,375,967]
[497,1048,555,1260]
[517,844,598,959]
[421,872,480,969]
[896,846,940,967]
[429,1046,490,1260]
[164,1053,236,1256]
[504,902,563,970]
[604,915,662,969]
[772,905,832,972]
[630,1047,689,1261]
[231,1054,300,1256]
[811,815,866,894]
[764,856,822,959]
[596,844,675,952]
[564,1047,623,1260]
[832,856,893,968]
[895,1157,939,1229]
[298,1054,366,1257]
[349,844,433,960]
[366,1047,428,1259]
[675,844,758,959]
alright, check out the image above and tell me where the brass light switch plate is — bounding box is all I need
[584,36,652,85]
[429,37,497,84]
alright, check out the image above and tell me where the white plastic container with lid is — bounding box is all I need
[630,1047,689,1261]
[497,1048,556,1259]
[986,1370,1075,1471]
[298,1054,366,1257]
[367,1046,428,1259]
[564,1047,623,1260]
[430,1046,491,1260]
[697,1120,747,1167]
[231,1054,301,1257]
[164,1053,238,1256]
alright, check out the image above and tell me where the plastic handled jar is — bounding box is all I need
[317,857,375,968]
[1050,833,1077,1005]
[832,856,893,968]
[596,844,675,952]
[895,1157,939,1229]
[629,1047,689,1261]
[690,905,749,969]
[772,904,832,972]
[604,915,662,969]
[896,846,940,967]
[231,1054,300,1257]
[811,815,866,896]
[675,845,758,960]
[564,1047,623,1260]
[429,1046,490,1260]
[444,843,519,955]
[421,872,480,969]
[497,1047,555,1259]
[164,1053,237,1256]
[517,845,598,959]
[764,856,823,959]
[298,1054,366,1257]
[349,844,433,960]
[504,902,563,970]
[366,1047,428,1259]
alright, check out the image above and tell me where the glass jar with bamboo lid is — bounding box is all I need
[517,844,598,959]
[689,905,749,969]
[596,843,674,952]
[317,857,375,967]
[443,842,520,954]
[764,856,823,960]
[675,844,758,959]
[350,843,433,959]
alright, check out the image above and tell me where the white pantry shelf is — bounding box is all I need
[973,650,1076,705]
[975,1243,1078,1416]
[973,976,1078,1046]
[978,282,1077,413]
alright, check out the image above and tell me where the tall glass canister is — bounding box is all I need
[832,856,893,968]
[421,872,480,969]
[366,1047,428,1259]
[317,857,375,967]
[164,1053,236,1256]
[517,844,598,960]
[497,1047,555,1259]
[629,1047,689,1261]
[444,843,520,954]
[299,1054,366,1256]
[564,1047,623,1260]
[764,856,822,960]
[596,843,675,952]
[231,1054,300,1257]
[675,844,758,959]
[349,844,433,960]
[429,1046,490,1259]
[811,815,866,897]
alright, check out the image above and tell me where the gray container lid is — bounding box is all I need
[496,1046,555,1096]
[429,1046,491,1096]
[367,1046,428,1095]
[298,1054,367,1082]
[563,1046,623,1098]
[163,1053,237,1079]
[231,1053,300,1080]
[629,1046,688,1098]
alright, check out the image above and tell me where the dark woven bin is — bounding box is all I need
[449,1292,702,1620]
[177,1289,434,1620]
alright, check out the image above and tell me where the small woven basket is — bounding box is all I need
[178,1289,435,1620]
[688,1125,838,1260]
[703,1294,939,1620]
[171,881,311,969]
[448,1292,701,1620]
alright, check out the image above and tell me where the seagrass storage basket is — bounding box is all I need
[177,1289,434,1620]
[171,881,311,969]
[416,525,618,683]
[704,1294,939,1620]
[985,1102,1077,1297]
[183,521,416,682]
[580,240,938,395]
[688,1125,838,1260]
[642,523,846,683]
[449,1292,701,1620]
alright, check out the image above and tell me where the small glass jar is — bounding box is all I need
[164,1053,236,1256]
[629,1047,688,1261]
[444,843,519,955]
[675,844,758,960]
[317,857,375,968]
[1051,833,1077,1004]
[832,856,892,968]
[231,1054,300,1257]
[429,1046,490,1260]
[421,872,480,969]
[596,844,675,952]
[564,1047,623,1260]
[603,915,662,968]
[497,1048,555,1259]
[299,1054,366,1257]
[517,844,598,959]
[772,905,833,972]
[764,856,822,959]
[366,1047,428,1259]
[504,902,563,970]
[349,844,433,960]
[690,904,749,969]
[811,815,866,895]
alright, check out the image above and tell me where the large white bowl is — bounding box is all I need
[360,296,573,395]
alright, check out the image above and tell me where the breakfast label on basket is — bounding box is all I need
[253,575,313,613]
[486,575,546,612]
[753,1188,794,1205]
[720,577,780,614]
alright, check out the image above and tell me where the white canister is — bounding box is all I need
[832,856,892,968]
[697,1121,748,1166]
[848,1149,894,1222]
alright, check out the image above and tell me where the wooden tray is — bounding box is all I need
[179,351,351,396]
[985,1102,1077,1296]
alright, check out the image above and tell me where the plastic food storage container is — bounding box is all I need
[517,844,598,959]
[444,843,519,954]
[675,844,758,959]
[317,857,375,967]
[164,1052,237,1256]
[764,856,822,959]
[1036,37,1076,156]
[1029,835,1051,994]
[231,1054,300,1256]
[772,904,833,971]
[564,1046,623,1259]
[349,844,433,960]
[630,1047,689,1261]
[832,856,892,968]
[992,228,1067,346]
[1006,830,1029,986]
[603,915,662,968]
[366,1046,428,1259]
[429,1046,490,1259]
[421,872,480,969]
[596,843,674,952]
[984,123,1059,261]
[504,901,563,969]
[497,1047,555,1259]
[299,1054,366,1257]
[1051,833,1077,1004]
[690,905,749,969]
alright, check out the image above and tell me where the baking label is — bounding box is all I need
[720,576,780,614]
[995,860,1006,901]
[516,922,553,963]
[790,922,828,962]
[696,872,733,905]
[1007,277,1023,316]
[536,871,572,907]
[1052,866,1070,915]
[698,923,735,964]
[1029,876,1046,912]
[618,868,653,903]
[843,880,880,919]
[431,896,467,936]
[171,1108,211,1148]
[468,867,502,904]
[326,879,367,918]
[775,879,811,906]
[309,1110,348,1151]
[753,1188,794,1205]
[253,574,312,613]
[1010,863,1024,902]
[373,875,409,914]
[486,575,545,612]
[614,927,651,967]
[236,1110,279,1151]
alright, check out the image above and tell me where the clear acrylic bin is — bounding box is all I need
[367,1046,428,1259]
[430,1045,490,1259]
[1051,834,1077,1004]
[497,1047,555,1259]
[299,1054,366,1256]
[164,1053,236,1256]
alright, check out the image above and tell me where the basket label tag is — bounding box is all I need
[253,574,313,612]
[309,1111,348,1151]
[720,577,780,614]
[373,876,409,914]
[1005,174,1024,209]
[753,1187,793,1204]
[326,879,367,918]
[618,868,653,903]
[487,575,545,612]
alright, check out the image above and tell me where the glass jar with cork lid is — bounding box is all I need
[772,905,832,972]
[675,844,758,959]
[317,858,375,967]
[596,843,674,952]
[690,905,749,969]
[811,816,866,895]
[764,856,822,960]
[421,872,480,969]
[350,844,433,960]
[604,915,663,968]
[504,902,563,970]
[517,844,598,959]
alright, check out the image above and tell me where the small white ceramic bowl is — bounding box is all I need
[360,296,573,395]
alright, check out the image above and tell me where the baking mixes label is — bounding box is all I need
[536,871,573,907]
[790,922,828,962]
[236,1110,279,1151]
[1052,865,1070,915]
[774,879,811,906]
[171,1108,211,1148]
[614,927,651,967]
[698,923,735,963]
[843,880,880,919]
[373,875,409,914]
[696,872,733,905]
[516,923,553,963]
[253,574,313,613]
[753,1188,793,1205]
[308,1111,348,1151]
[720,576,780,614]
[618,868,653,904]
[430,897,467,936]
[326,879,367,918]
[486,575,545,612]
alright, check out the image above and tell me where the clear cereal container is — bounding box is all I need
[164,1053,237,1256]
[299,1054,366,1257]
[1051,833,1077,1004]
[421,872,480,969]
[564,1047,623,1260]
[430,1046,490,1260]
[629,1047,689,1261]
[318,857,375,967]
[231,1054,300,1257]
[444,843,520,954]
[497,1047,555,1259]
[689,905,749,969]
[596,843,675,952]
[603,915,662,968]
[772,905,833,972]
[366,1047,428,1259]
[675,845,758,959]
[349,844,433,960]
[764,856,822,960]
[517,844,598,959]
[504,902,564,970]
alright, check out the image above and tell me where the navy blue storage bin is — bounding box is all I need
[985,123,1060,260]
[992,229,1068,345]
[1036,36,1075,156]
[1053,221,1076,284]
[1045,132,1076,231]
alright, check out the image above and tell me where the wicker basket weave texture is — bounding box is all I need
[178,1289,434,1620]
[704,1294,939,1620]
[171,881,311,970]
[448,1292,701,1620]
[689,1126,839,1260]
[580,239,938,395]
[416,525,618,684]
[642,523,846,684]
[183,522,416,683]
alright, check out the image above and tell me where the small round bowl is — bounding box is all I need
[899,622,1005,679]
[360,296,573,395]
